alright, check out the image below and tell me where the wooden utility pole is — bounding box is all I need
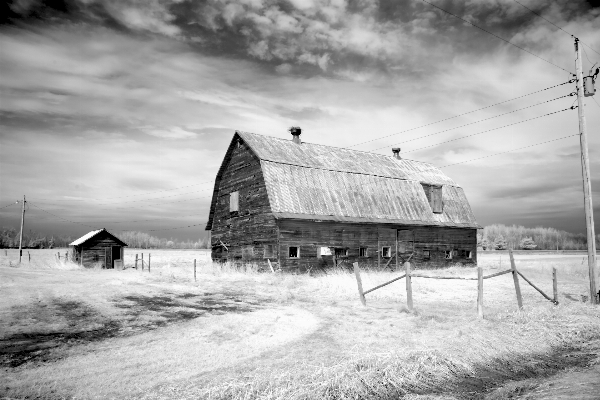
[18,195,26,263]
[575,37,598,304]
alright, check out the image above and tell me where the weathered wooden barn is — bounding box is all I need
[69,229,127,269]
[206,130,480,271]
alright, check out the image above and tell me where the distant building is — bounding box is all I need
[69,228,127,268]
[206,129,479,271]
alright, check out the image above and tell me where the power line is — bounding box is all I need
[372,94,574,152]
[404,106,575,154]
[147,222,207,232]
[440,133,579,168]
[89,188,212,206]
[28,202,99,229]
[0,201,19,210]
[511,0,600,57]
[348,80,573,149]
[592,97,600,110]
[32,180,215,202]
[418,0,573,74]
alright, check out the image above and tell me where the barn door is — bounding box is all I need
[397,229,414,263]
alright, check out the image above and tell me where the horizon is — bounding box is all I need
[1,0,599,242]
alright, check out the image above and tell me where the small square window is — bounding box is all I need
[445,250,452,260]
[335,248,348,257]
[423,250,430,260]
[288,246,299,258]
[382,246,391,258]
[317,247,332,257]
[453,250,458,256]
[359,247,368,257]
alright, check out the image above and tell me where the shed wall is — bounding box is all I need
[74,232,124,268]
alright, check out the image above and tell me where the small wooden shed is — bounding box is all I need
[69,228,127,269]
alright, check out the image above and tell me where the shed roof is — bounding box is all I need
[69,228,128,247]
[206,131,479,230]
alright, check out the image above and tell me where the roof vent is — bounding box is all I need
[289,126,301,144]
[392,148,401,160]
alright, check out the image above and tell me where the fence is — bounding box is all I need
[354,249,558,318]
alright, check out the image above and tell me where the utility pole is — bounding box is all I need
[18,195,26,263]
[575,37,598,304]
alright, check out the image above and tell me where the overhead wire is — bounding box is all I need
[0,201,20,210]
[403,106,575,154]
[418,0,573,74]
[147,222,208,232]
[370,93,574,152]
[28,202,99,229]
[440,133,579,168]
[348,80,573,149]
[32,180,215,202]
[511,0,600,57]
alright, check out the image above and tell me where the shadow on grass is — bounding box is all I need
[0,292,270,368]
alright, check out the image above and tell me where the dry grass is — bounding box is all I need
[0,250,598,399]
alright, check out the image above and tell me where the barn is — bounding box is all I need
[69,228,127,269]
[206,129,480,271]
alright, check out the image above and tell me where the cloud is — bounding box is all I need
[144,126,197,139]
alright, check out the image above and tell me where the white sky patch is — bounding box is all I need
[145,126,197,139]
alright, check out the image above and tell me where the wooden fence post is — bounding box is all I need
[57,252,60,260]
[28,251,30,262]
[148,253,151,272]
[135,254,138,269]
[405,261,413,311]
[477,266,484,319]
[553,267,558,304]
[353,262,366,305]
[194,259,197,281]
[509,249,523,310]
[141,253,144,271]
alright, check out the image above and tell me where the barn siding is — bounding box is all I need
[210,140,279,267]
[276,220,477,271]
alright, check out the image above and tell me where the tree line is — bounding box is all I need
[0,227,209,249]
[478,224,600,251]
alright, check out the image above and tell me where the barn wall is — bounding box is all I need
[276,219,477,271]
[210,140,279,267]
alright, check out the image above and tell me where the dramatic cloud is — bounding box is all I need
[1,0,599,240]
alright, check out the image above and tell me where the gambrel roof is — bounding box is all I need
[206,131,479,230]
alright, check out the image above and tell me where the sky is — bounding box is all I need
[0,0,599,242]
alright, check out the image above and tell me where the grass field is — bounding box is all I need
[1,249,599,399]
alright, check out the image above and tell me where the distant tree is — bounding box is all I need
[48,237,55,249]
[520,237,537,250]
[481,239,489,251]
[494,236,507,250]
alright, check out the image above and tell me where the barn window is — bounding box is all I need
[317,247,332,258]
[359,247,368,257]
[335,248,348,257]
[288,246,299,258]
[263,244,274,258]
[423,250,430,260]
[242,247,254,260]
[382,246,391,258]
[445,250,452,260]
[229,191,239,212]
[421,184,443,214]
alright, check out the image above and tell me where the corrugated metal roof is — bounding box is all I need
[237,131,456,186]
[69,229,103,246]
[262,162,479,227]
[205,131,479,230]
